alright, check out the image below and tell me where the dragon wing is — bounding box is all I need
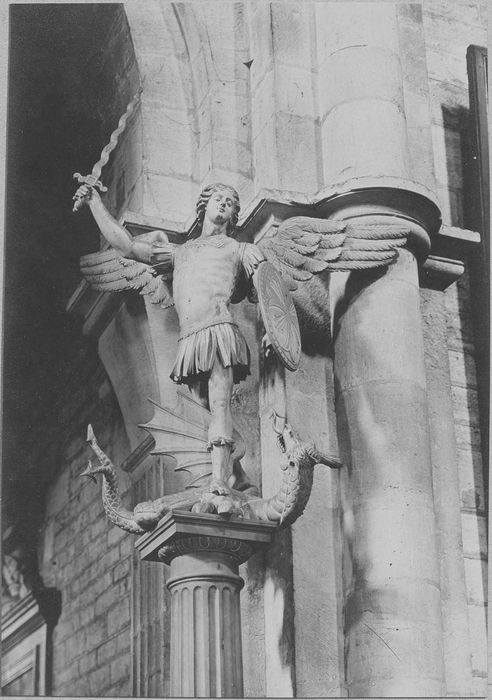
[80,233,174,308]
[140,393,212,486]
[140,392,245,489]
[258,216,409,289]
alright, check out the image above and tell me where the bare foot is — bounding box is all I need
[207,478,231,496]
[192,491,245,519]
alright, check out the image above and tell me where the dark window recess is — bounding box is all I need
[463,45,489,506]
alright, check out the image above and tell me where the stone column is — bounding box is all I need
[331,238,444,697]
[135,512,275,698]
[315,3,445,696]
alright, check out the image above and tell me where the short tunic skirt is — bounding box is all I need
[170,321,250,385]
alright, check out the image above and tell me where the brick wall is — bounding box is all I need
[423,0,488,693]
[444,274,488,694]
[38,343,134,697]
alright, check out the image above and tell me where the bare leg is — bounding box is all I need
[207,360,234,494]
[189,377,209,409]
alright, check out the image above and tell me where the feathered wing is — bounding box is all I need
[80,236,174,308]
[258,216,410,290]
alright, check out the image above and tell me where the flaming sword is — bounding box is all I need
[72,88,142,212]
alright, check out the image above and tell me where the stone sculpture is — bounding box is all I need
[81,410,342,532]
[75,179,410,510]
[2,554,29,601]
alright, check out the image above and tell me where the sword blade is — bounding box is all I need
[72,87,142,212]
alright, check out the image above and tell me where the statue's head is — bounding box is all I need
[196,183,240,236]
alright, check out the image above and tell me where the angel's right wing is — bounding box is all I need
[80,238,174,309]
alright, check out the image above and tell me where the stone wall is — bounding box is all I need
[423,0,488,694]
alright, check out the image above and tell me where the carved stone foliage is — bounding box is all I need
[157,536,254,566]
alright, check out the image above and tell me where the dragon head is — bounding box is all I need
[270,410,341,470]
[270,410,300,456]
[80,423,115,483]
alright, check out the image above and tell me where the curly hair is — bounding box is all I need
[195,183,240,236]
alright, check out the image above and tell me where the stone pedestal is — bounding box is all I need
[135,512,276,698]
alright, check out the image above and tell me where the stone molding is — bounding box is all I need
[158,536,254,567]
[420,255,466,290]
[2,594,45,654]
[135,510,276,565]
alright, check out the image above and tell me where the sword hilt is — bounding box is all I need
[72,173,108,212]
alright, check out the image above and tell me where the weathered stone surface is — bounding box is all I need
[421,286,474,693]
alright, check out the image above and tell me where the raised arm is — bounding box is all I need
[74,184,170,264]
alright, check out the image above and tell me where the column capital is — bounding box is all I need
[135,511,277,565]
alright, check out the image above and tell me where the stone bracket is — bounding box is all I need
[420,224,481,290]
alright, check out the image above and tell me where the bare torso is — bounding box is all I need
[172,235,242,336]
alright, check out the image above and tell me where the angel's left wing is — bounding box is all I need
[257,216,410,289]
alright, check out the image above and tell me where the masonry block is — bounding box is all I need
[463,556,488,605]
[271,3,313,68]
[251,70,276,138]
[467,603,487,673]
[143,172,197,222]
[460,512,488,559]
[107,600,131,636]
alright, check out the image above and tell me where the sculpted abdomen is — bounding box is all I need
[173,239,239,331]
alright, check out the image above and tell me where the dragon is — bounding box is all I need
[241,418,342,526]
[80,407,341,534]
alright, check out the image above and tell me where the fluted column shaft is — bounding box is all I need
[135,512,275,699]
[167,548,244,698]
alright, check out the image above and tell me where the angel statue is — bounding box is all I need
[74,181,409,502]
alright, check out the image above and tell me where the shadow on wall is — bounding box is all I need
[442,102,488,608]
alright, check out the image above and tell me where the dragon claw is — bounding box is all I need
[191,500,216,515]
[192,491,245,519]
